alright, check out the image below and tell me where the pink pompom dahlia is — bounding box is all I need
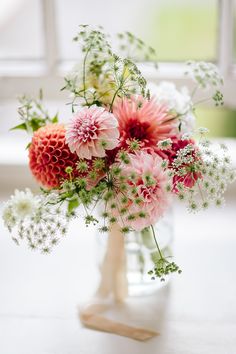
[29,124,79,188]
[113,95,177,150]
[66,106,120,160]
[114,150,170,231]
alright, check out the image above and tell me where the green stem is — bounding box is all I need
[109,87,120,112]
[150,224,164,260]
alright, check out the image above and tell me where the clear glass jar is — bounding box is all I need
[97,208,174,298]
[125,208,174,296]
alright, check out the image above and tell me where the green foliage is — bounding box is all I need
[67,197,80,214]
[12,90,58,136]
[10,123,27,131]
[61,25,152,112]
[117,31,157,66]
[148,257,182,282]
[147,225,181,282]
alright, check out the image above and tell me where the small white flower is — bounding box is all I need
[10,188,38,220]
[2,203,15,229]
[185,61,223,89]
[148,81,193,115]
[148,81,196,134]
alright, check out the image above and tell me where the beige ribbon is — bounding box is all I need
[79,223,159,341]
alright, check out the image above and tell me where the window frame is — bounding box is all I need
[0,0,235,107]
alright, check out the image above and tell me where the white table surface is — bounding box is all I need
[0,194,236,354]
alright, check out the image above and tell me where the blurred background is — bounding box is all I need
[0,0,235,190]
[0,3,236,352]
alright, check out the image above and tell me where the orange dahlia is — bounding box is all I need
[29,124,78,188]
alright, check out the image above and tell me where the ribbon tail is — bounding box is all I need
[79,303,159,341]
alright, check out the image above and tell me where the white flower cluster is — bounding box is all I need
[148,81,196,134]
[185,61,223,90]
[173,144,196,169]
[2,189,71,253]
[148,81,192,114]
[175,140,236,212]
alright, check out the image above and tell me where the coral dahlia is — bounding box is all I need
[29,124,79,188]
[113,95,177,150]
[66,105,120,160]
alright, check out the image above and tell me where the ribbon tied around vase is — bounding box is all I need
[79,223,159,341]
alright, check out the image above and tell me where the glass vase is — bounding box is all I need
[97,208,174,298]
[125,209,173,296]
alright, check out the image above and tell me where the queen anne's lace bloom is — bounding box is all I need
[66,106,120,159]
[2,190,72,253]
[11,188,39,219]
[2,188,39,231]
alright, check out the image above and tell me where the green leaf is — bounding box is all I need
[51,113,58,123]
[30,119,41,131]
[68,197,79,213]
[10,123,27,131]
[25,142,32,150]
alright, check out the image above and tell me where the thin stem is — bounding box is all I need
[109,64,131,112]
[150,224,164,260]
[82,46,91,105]
[109,87,120,112]
[194,97,212,106]
[191,84,199,99]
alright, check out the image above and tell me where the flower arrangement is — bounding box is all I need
[2,25,235,282]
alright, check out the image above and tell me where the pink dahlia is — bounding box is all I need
[66,106,120,160]
[116,150,170,231]
[113,95,177,150]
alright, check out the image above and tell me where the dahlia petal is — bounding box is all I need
[104,139,120,150]
[98,129,120,141]
[76,143,92,159]
[93,142,106,157]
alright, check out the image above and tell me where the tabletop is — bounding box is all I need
[0,192,236,354]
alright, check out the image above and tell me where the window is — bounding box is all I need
[55,0,219,62]
[0,0,235,137]
[0,0,44,73]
